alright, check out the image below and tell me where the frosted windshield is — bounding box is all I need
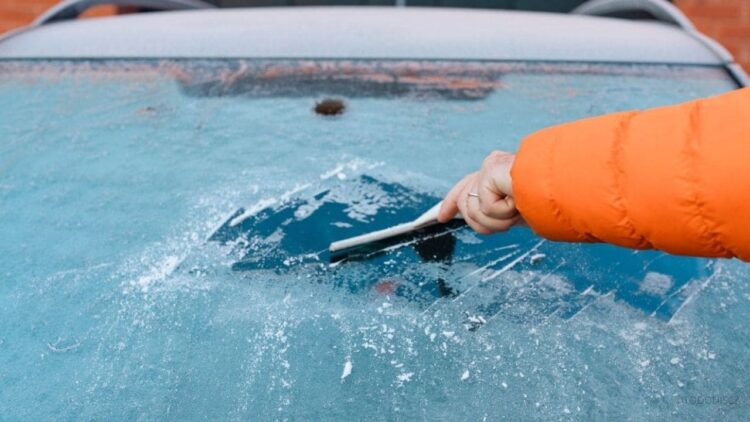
[0,60,745,420]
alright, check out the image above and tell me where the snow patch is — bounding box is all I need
[341,358,353,383]
[639,272,673,297]
[397,372,414,383]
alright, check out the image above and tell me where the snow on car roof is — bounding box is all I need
[0,7,729,64]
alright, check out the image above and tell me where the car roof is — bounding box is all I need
[0,7,731,64]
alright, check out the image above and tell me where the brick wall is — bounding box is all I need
[675,0,750,71]
[0,0,748,71]
[0,1,116,32]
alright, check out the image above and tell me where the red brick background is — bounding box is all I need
[0,0,748,71]
[0,1,117,31]
[674,0,750,70]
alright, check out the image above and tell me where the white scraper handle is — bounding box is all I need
[328,201,461,253]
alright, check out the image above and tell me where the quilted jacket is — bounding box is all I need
[511,87,750,261]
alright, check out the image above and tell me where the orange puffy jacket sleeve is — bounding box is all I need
[511,87,750,261]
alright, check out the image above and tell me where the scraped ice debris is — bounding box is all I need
[529,253,546,264]
[229,198,278,227]
[294,202,321,220]
[134,255,182,292]
[319,158,380,181]
[639,272,673,297]
[362,342,378,352]
[341,358,353,383]
[397,372,414,383]
[47,339,81,353]
[698,350,717,360]
[376,302,393,314]
[266,228,284,243]
[461,370,470,381]
[279,183,312,201]
[320,164,346,180]
[670,357,681,365]
[463,317,485,331]
[466,315,486,325]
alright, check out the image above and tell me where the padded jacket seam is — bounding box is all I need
[612,111,652,249]
[546,133,590,242]
[686,101,733,257]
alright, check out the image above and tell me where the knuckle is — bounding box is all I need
[494,200,509,212]
[485,151,504,164]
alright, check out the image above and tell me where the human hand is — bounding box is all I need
[437,151,521,234]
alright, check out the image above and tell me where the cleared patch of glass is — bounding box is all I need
[208,174,712,323]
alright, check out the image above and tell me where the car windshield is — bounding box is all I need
[1,60,747,419]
